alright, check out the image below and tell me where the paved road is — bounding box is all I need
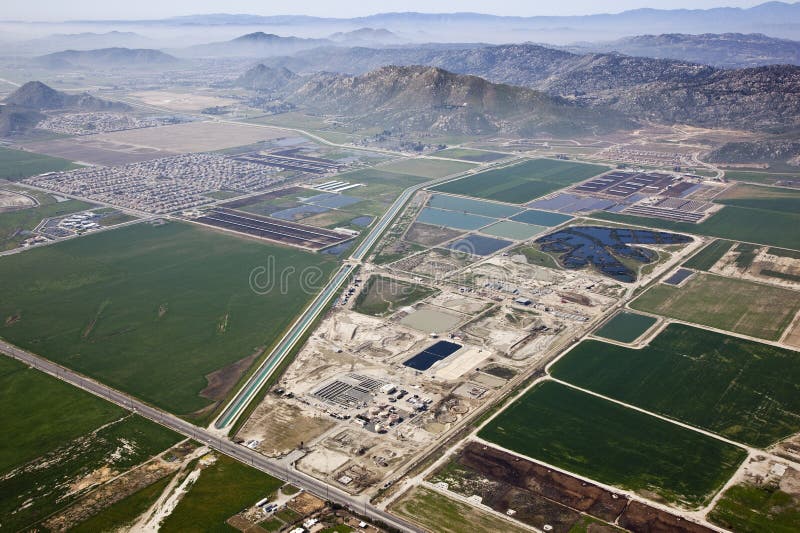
[0,340,422,533]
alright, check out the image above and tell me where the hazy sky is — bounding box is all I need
[3,0,771,22]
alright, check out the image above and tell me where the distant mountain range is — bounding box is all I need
[260,43,714,92]
[568,33,800,68]
[77,3,800,42]
[171,29,407,58]
[252,42,800,132]
[249,65,635,137]
[174,32,331,58]
[5,31,154,56]
[328,28,406,46]
[35,48,179,69]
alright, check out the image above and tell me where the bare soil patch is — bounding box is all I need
[237,400,336,457]
[200,349,262,402]
[439,442,715,533]
[404,222,464,247]
[287,492,326,515]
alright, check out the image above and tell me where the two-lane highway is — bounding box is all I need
[0,339,422,532]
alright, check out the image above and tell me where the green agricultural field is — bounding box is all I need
[551,323,800,447]
[724,170,800,186]
[708,482,800,533]
[769,247,800,260]
[391,486,529,533]
[160,454,283,532]
[733,242,759,269]
[0,356,123,472]
[593,204,800,251]
[479,381,745,508]
[593,311,657,343]
[515,244,562,269]
[631,272,800,340]
[322,168,429,221]
[434,148,508,162]
[204,190,244,200]
[0,197,94,250]
[683,239,734,270]
[0,146,79,181]
[353,275,438,317]
[379,157,476,178]
[432,158,609,204]
[0,222,337,416]
[0,356,181,531]
[716,184,800,214]
[71,473,177,533]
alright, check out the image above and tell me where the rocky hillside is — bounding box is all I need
[235,64,303,93]
[593,65,800,132]
[4,81,130,112]
[261,44,800,132]
[0,105,43,136]
[287,65,634,136]
[571,33,800,68]
[707,138,800,165]
[35,47,179,69]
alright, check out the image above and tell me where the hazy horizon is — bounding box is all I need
[2,0,776,23]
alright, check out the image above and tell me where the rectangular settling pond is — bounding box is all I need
[403,340,462,371]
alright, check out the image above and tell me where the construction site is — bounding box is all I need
[235,181,700,498]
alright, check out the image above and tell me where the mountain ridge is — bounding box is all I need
[282,65,635,136]
[4,81,130,112]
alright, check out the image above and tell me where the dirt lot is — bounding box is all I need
[783,313,800,349]
[129,90,239,112]
[90,121,289,153]
[711,245,800,290]
[0,189,36,210]
[287,492,326,515]
[392,248,478,278]
[20,137,178,166]
[41,441,198,532]
[238,400,337,457]
[404,221,464,247]
[431,442,715,533]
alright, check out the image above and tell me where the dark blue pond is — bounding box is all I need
[403,341,462,371]
[535,226,692,283]
[351,216,374,227]
[664,268,694,285]
[321,241,353,256]
[446,234,513,256]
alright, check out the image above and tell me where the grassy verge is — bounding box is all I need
[708,483,800,533]
[390,486,528,533]
[0,146,79,181]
